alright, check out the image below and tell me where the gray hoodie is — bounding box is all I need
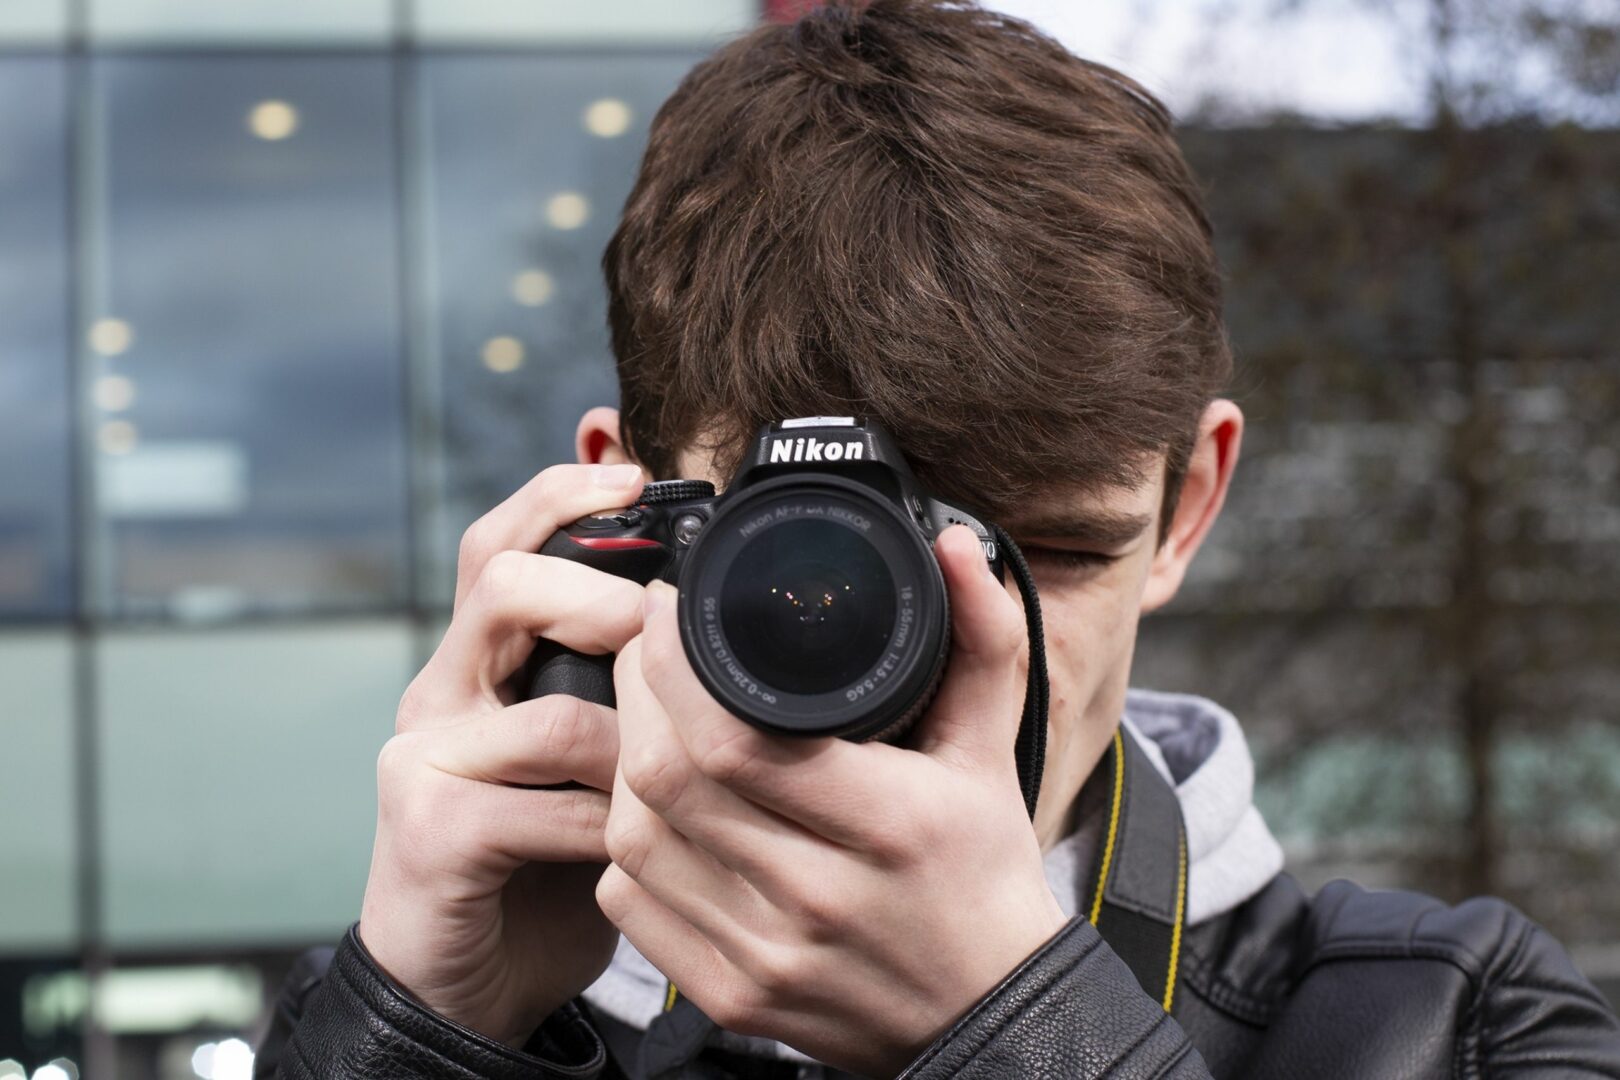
[582,688,1285,1068]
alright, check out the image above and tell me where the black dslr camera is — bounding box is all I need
[521,417,1003,743]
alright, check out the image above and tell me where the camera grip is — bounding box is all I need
[522,641,617,708]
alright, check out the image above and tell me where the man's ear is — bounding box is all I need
[575,406,643,471]
[1141,399,1243,613]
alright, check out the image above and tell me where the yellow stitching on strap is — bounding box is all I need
[1162,829,1188,1012]
[664,981,679,1012]
[1088,730,1126,926]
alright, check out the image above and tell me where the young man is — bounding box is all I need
[256,1,1620,1076]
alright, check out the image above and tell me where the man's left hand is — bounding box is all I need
[597,524,1068,1079]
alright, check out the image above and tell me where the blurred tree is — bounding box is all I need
[1137,0,1620,950]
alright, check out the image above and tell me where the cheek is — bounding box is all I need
[1031,570,1149,718]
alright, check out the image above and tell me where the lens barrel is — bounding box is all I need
[676,475,949,742]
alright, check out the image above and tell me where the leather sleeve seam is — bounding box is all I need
[1149,1037,1195,1079]
[1178,940,1286,1024]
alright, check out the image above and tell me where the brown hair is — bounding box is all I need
[604,0,1230,527]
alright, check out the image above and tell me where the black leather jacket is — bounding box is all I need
[255,733,1620,1079]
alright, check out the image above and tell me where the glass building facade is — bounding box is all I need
[5,3,1618,1077]
[0,3,750,1076]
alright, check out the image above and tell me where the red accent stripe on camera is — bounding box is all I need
[569,536,663,550]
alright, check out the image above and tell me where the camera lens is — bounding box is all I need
[720,520,896,696]
[676,476,949,741]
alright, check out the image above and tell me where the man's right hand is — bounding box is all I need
[358,461,648,1046]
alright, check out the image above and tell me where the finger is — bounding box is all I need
[906,524,1028,769]
[380,763,612,870]
[635,582,912,847]
[480,785,611,865]
[614,639,840,897]
[419,694,620,791]
[429,551,647,708]
[454,461,646,613]
[604,766,769,951]
[595,862,751,1025]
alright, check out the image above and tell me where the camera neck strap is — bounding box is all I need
[988,523,1048,822]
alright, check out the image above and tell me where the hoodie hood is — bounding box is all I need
[582,688,1283,1063]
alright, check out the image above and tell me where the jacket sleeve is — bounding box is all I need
[899,916,1212,1079]
[253,924,610,1080]
[1474,910,1620,1077]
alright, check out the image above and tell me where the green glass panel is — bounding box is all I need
[97,620,410,948]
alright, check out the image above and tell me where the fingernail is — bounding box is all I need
[595,463,642,488]
[644,582,669,619]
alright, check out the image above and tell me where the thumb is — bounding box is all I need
[908,524,1029,771]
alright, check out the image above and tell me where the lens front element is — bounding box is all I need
[721,519,897,696]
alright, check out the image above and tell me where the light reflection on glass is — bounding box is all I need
[94,374,136,412]
[98,419,139,455]
[583,97,631,137]
[480,335,524,373]
[544,190,589,229]
[88,316,134,356]
[246,99,298,140]
[511,268,554,307]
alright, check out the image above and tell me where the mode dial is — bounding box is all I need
[637,479,716,505]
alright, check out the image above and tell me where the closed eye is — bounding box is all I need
[1019,546,1120,573]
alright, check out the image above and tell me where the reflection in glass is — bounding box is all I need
[0,59,72,619]
[88,55,409,618]
[422,54,701,605]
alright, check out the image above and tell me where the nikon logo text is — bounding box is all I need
[769,436,865,464]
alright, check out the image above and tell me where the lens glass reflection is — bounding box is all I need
[720,518,896,696]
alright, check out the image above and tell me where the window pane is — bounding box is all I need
[89,0,389,45]
[413,0,752,44]
[97,620,410,947]
[0,59,71,619]
[0,631,78,952]
[88,56,409,618]
[421,54,700,604]
[0,0,66,44]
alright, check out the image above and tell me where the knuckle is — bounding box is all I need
[532,694,590,763]
[457,516,499,573]
[704,984,768,1034]
[746,943,803,1001]
[474,549,531,607]
[564,790,611,836]
[621,740,693,812]
[694,725,769,787]
[395,675,431,732]
[788,885,846,943]
[603,808,654,879]
[864,805,928,867]
[375,732,423,795]
[595,865,633,920]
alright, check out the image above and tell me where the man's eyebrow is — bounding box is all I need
[1004,508,1155,547]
